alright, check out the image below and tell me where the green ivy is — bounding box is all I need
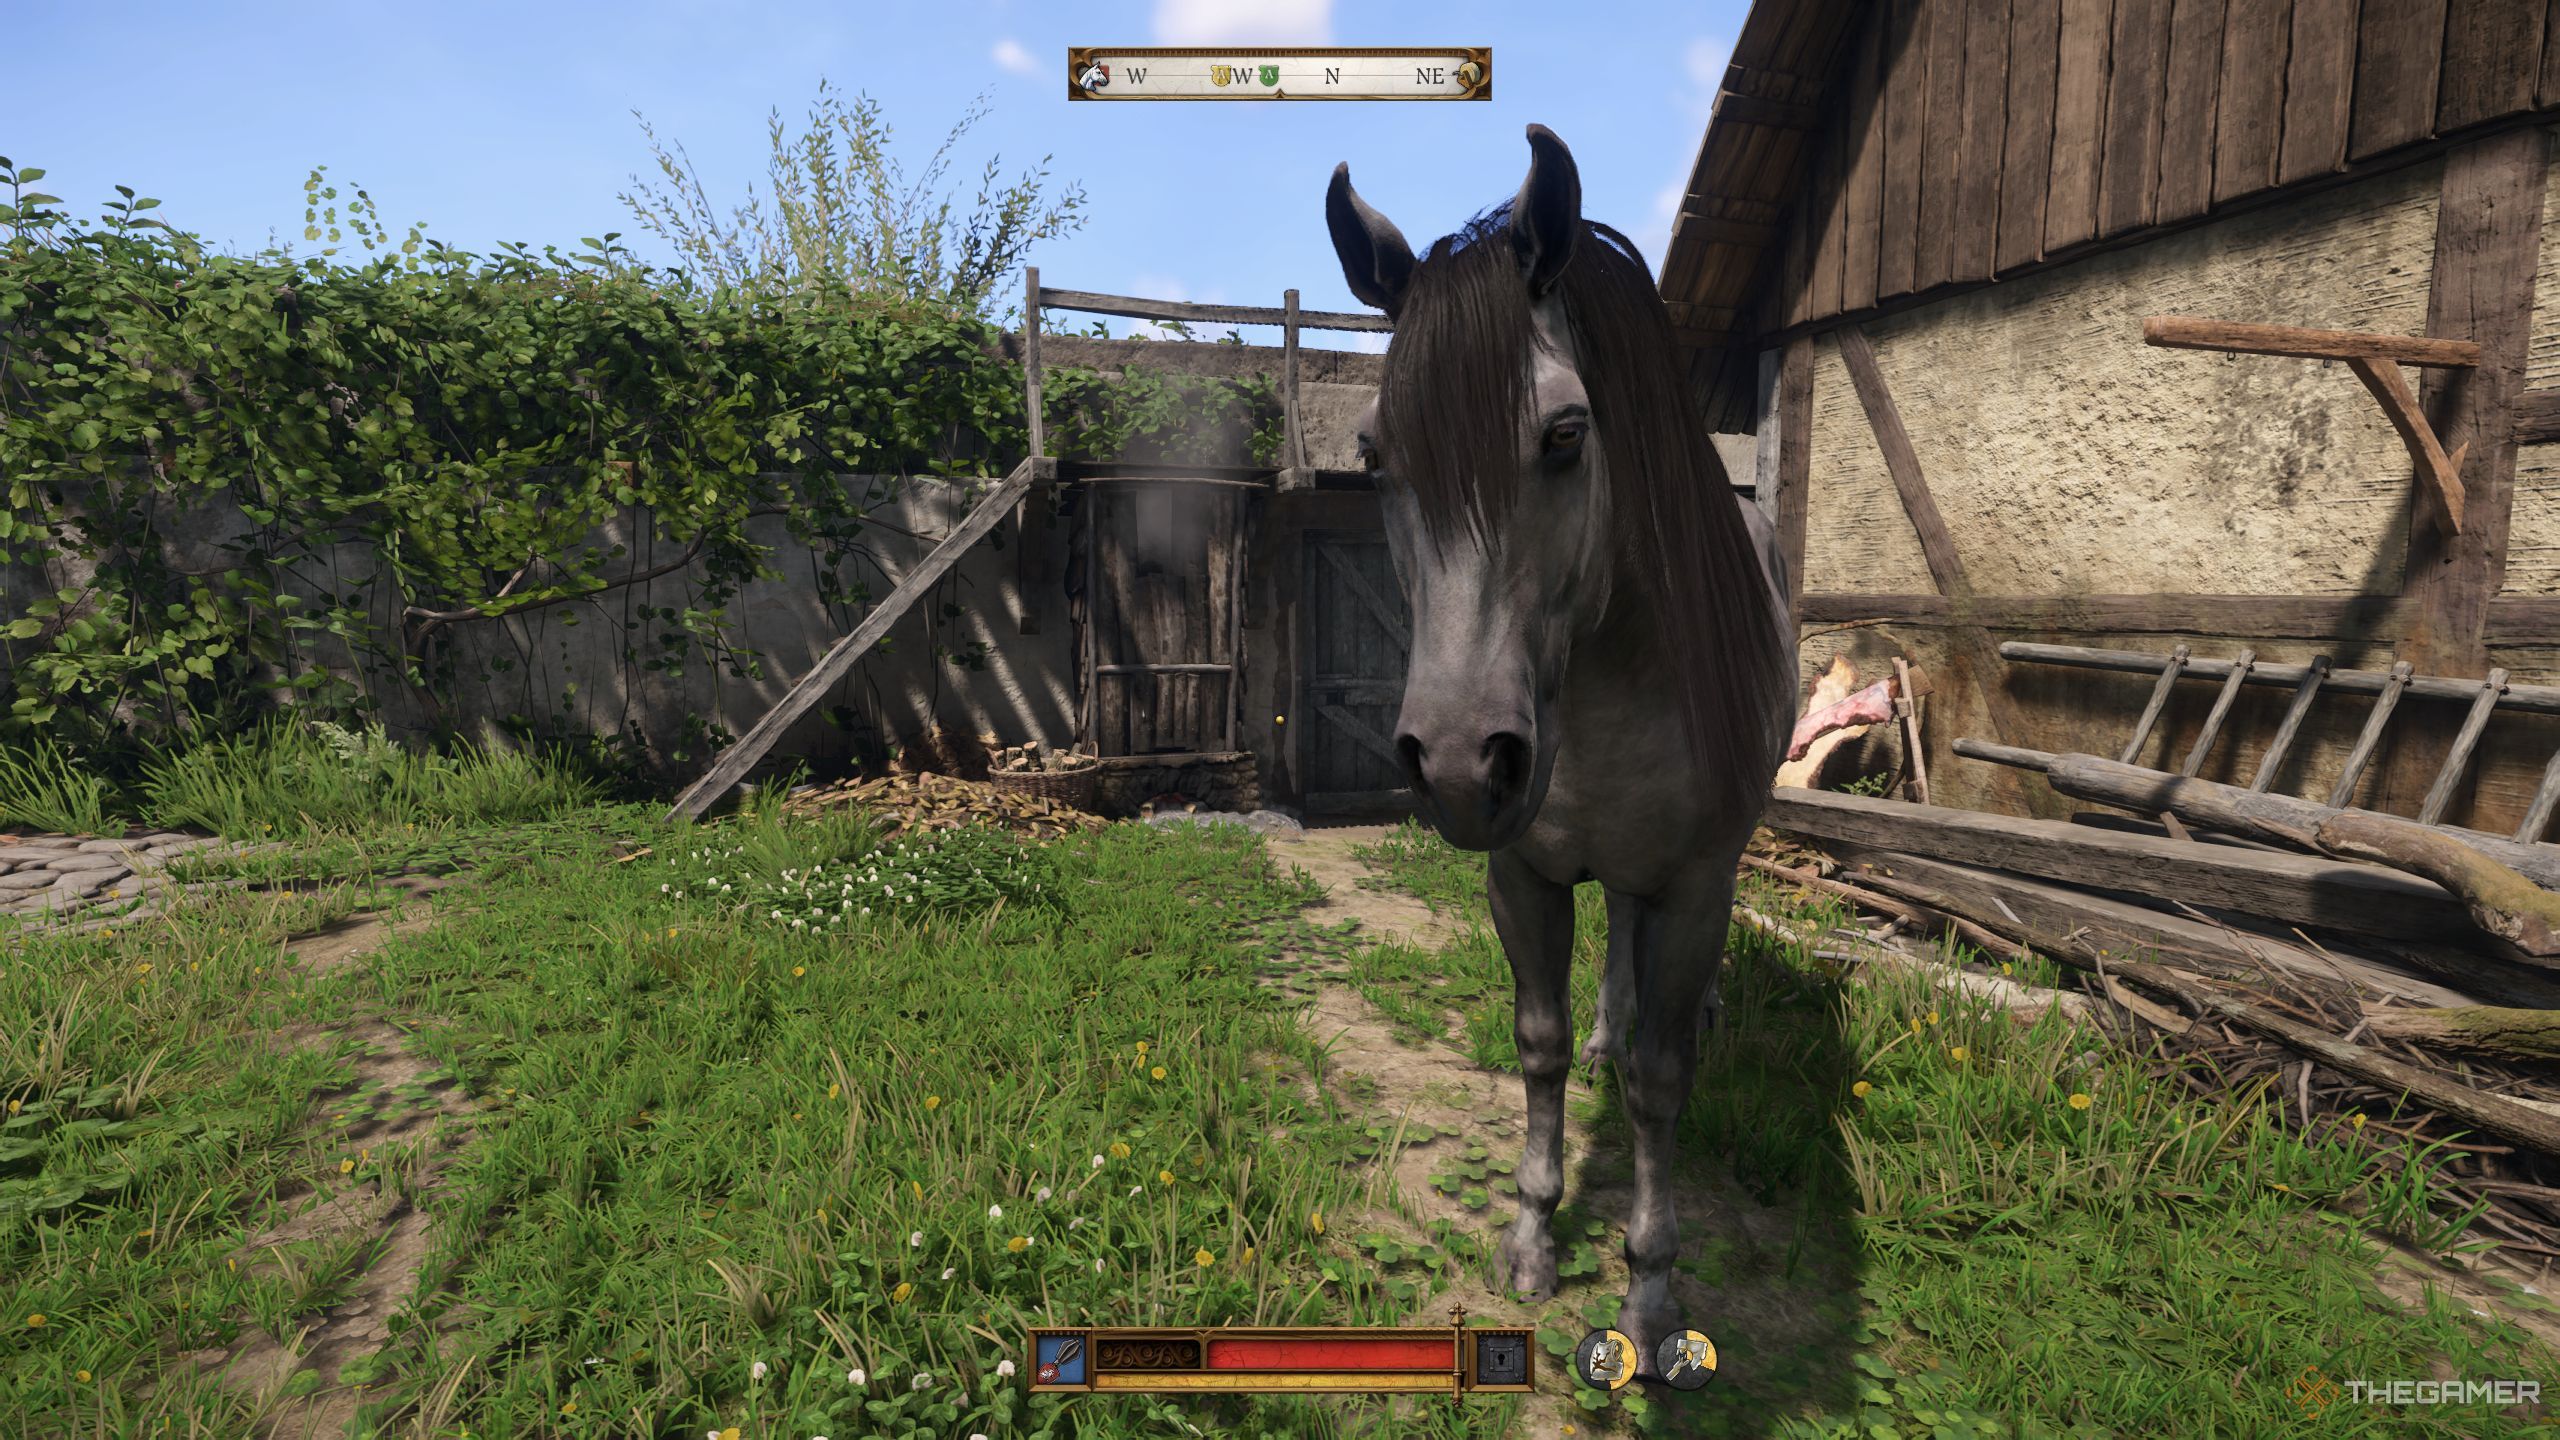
[0,162,1283,760]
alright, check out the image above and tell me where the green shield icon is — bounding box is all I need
[1258,64,1279,86]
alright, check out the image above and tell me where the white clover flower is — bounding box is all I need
[988,1203,1003,1219]
[941,1266,957,1280]
[1094,1258,1105,1273]
[1069,1216,1084,1230]
[912,1372,933,1390]
[751,1360,769,1381]
[1091,1154,1105,1168]
[847,1366,866,1385]
[996,1359,1017,1378]
[910,1230,924,1247]
[1035,1186,1052,1203]
[1129,1184,1143,1197]
[1064,1189,1079,1203]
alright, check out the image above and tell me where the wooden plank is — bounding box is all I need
[2545,6,2560,107]
[1313,541,1411,653]
[1776,335,1814,581]
[1953,0,2013,281]
[2330,660,2415,807]
[2488,594,2560,642]
[2119,642,2191,763]
[1823,846,2542,1005]
[2046,0,2116,251]
[1878,0,1933,297]
[1811,71,1851,321]
[2348,0,2450,160]
[669,456,1053,820]
[2249,654,2331,790]
[1997,0,2064,272]
[1842,15,1890,312]
[1317,702,1404,770]
[2397,127,2551,807]
[2141,315,2484,366]
[1036,286,1392,334]
[2178,645,2255,776]
[2152,0,2227,223]
[1282,289,1304,471]
[1837,326,1970,593]
[1796,591,2419,636]
[2438,0,2550,132]
[2417,666,2511,825]
[2212,0,2296,203]
[2097,0,2174,236]
[1916,0,1976,289]
[1764,786,2480,942]
[2276,0,2358,184]
[1713,91,1829,129]
[2512,386,2560,442]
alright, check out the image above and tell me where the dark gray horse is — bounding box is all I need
[1326,124,1796,1376]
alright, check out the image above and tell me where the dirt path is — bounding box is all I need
[183,880,479,1440]
[1262,826,1837,1438]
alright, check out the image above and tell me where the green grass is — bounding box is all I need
[1350,818,2560,1439]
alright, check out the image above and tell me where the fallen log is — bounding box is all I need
[2314,812,2560,959]
[2357,1006,2560,1067]
[1764,787,2479,948]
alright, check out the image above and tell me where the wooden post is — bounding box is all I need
[1283,288,1304,472]
[1024,266,1046,459]
[1893,655,1929,804]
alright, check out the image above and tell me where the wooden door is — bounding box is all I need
[1300,531,1413,813]
[1088,484,1244,756]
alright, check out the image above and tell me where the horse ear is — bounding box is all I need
[1510,124,1581,298]
[1327,163,1414,318]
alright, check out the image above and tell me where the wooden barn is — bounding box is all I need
[1661,0,2560,841]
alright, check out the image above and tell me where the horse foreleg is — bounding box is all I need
[1488,845,1575,1298]
[1614,862,1737,1377]
[1578,888,1637,1066]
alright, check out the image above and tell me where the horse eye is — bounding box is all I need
[1361,446,1384,472]
[1545,421,1587,453]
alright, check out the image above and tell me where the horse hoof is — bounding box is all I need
[1617,1300,1684,1379]
[1499,1229,1558,1296]
[1576,1030,1623,1066]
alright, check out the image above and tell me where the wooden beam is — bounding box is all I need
[1036,286,1392,334]
[1671,212,1784,249]
[2346,355,2469,533]
[1836,325,1969,594]
[1795,591,2419,636]
[1764,786,2480,944]
[2393,125,2550,808]
[1712,90,1827,129]
[2141,315,2484,367]
[1775,335,1814,585]
[667,455,1056,821]
[2511,386,2560,443]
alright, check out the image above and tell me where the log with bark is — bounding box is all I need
[2356,1006,2560,1067]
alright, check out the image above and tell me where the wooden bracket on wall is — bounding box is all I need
[2143,315,2479,534]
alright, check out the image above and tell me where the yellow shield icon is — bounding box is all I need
[1211,64,1231,86]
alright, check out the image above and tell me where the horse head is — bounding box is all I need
[1326,124,1616,852]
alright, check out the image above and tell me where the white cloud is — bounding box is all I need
[991,38,1041,75]
[1152,0,1333,45]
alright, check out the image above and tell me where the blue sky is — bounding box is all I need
[9,0,1746,350]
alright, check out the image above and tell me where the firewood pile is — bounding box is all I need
[781,772,1106,842]
[989,740,1097,776]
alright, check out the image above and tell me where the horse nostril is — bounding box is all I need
[1482,733,1530,810]
[1396,733,1430,794]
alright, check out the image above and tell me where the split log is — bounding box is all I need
[2356,1006,2560,1067]
[1764,787,2479,947]
[1957,746,2560,958]
[1775,657,1864,789]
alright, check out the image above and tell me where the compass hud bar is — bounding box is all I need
[1067,48,1491,101]
[1026,1326,1534,1395]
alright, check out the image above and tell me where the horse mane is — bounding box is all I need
[1375,203,1792,810]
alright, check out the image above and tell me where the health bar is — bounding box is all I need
[1027,1326,1534,1395]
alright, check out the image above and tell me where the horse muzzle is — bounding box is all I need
[1395,724,1541,851]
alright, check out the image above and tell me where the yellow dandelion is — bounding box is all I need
[24,1314,44,1327]
[1909,1017,1922,1033]
[828,1082,841,1100]
[2000,962,2013,976]
[1242,1246,1256,1263]
[1852,1080,1873,1099]
[2270,1182,2293,1193]
[1136,1041,1149,1057]
[1194,1248,1216,1267]
[1311,1209,1325,1235]
[1927,1010,1940,1026]
[717,1430,740,1440]
[1150,1066,1167,1082]
[892,1281,914,1302]
[227,1258,236,1271]
[925,1095,941,1110]
[2068,1092,2092,1110]
[1109,1141,1131,1159]
[2350,1113,2366,1130]
[339,1158,355,1174]
[252,966,262,976]
[793,965,806,977]
[912,1180,924,1203]
[135,962,151,975]
[561,1399,576,1415]
[1159,1169,1176,1185]
[1948,1047,1969,1062]
[1007,1235,1030,1253]
[4,1100,16,1115]
[792,1112,803,1120]
[75,1369,90,1382]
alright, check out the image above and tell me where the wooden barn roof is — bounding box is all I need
[1665,0,2560,429]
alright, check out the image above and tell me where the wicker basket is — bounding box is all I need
[985,765,1099,812]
